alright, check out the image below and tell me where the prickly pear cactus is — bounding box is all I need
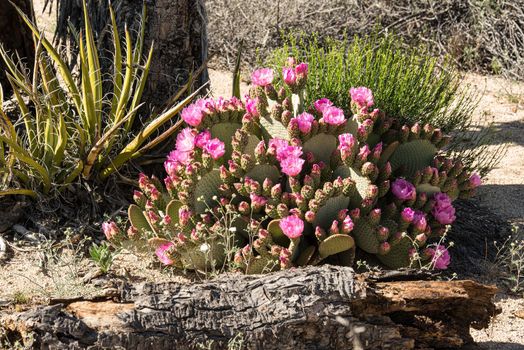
[104,60,481,273]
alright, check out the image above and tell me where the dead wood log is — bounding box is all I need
[0,266,499,349]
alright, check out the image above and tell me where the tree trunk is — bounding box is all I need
[54,0,208,114]
[0,0,35,95]
[0,266,499,349]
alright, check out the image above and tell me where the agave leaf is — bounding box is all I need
[79,31,96,138]
[53,114,68,167]
[112,26,134,125]
[12,4,83,117]
[0,189,37,198]
[82,0,102,133]
[126,43,154,131]
[108,3,123,119]
[232,40,243,98]
[0,135,51,193]
[83,103,143,178]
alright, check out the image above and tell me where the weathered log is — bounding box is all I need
[0,266,499,349]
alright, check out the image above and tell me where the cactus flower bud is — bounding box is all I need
[305,210,316,223]
[329,220,340,235]
[379,242,391,255]
[342,216,354,234]
[401,207,415,223]
[315,226,326,240]
[350,208,361,220]
[377,226,389,241]
[238,201,250,215]
[102,222,120,241]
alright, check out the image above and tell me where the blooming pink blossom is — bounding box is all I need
[166,149,192,166]
[276,145,303,162]
[391,178,416,200]
[433,192,452,208]
[195,130,211,149]
[350,86,374,110]
[358,145,371,160]
[181,103,204,127]
[295,112,315,133]
[295,62,308,77]
[314,98,333,113]
[176,128,196,152]
[279,215,304,239]
[470,173,482,188]
[203,138,225,159]
[102,221,119,241]
[426,244,451,270]
[282,67,297,85]
[432,201,456,225]
[321,106,345,126]
[251,68,274,86]
[155,242,175,265]
[268,138,289,154]
[338,133,356,151]
[245,96,259,116]
[280,156,305,176]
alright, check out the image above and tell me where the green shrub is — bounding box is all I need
[0,1,199,198]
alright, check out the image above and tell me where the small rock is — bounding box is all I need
[0,235,7,260]
[514,309,524,319]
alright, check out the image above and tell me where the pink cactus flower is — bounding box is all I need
[280,156,305,176]
[295,62,308,77]
[426,244,451,270]
[432,202,456,225]
[166,149,192,166]
[251,68,274,87]
[204,138,226,159]
[314,98,333,113]
[338,133,356,151]
[276,145,303,162]
[358,145,371,160]
[279,215,304,239]
[176,128,196,152]
[391,178,416,200]
[433,192,453,208]
[401,207,415,222]
[181,103,204,127]
[282,67,297,85]
[245,96,259,116]
[195,130,211,149]
[155,242,175,266]
[350,86,374,110]
[295,112,315,133]
[470,173,482,188]
[101,221,119,241]
[321,106,345,126]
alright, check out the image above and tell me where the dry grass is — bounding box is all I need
[206,0,524,80]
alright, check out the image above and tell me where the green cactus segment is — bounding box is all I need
[296,245,316,266]
[165,200,183,222]
[333,166,370,207]
[246,256,279,274]
[388,140,437,177]
[314,195,350,229]
[245,164,280,184]
[365,132,381,148]
[377,237,413,269]
[259,115,289,141]
[193,170,223,214]
[245,134,262,156]
[181,241,226,271]
[267,219,290,246]
[128,204,154,234]
[303,134,337,164]
[319,234,355,259]
[378,141,399,168]
[416,183,441,195]
[211,122,243,158]
[352,218,379,254]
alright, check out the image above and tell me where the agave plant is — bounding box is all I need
[106,59,481,272]
[0,0,200,197]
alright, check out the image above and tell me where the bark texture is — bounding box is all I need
[1,266,499,349]
[0,0,35,95]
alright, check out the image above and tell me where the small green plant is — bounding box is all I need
[12,291,30,305]
[495,225,524,293]
[89,242,117,274]
[0,0,200,198]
